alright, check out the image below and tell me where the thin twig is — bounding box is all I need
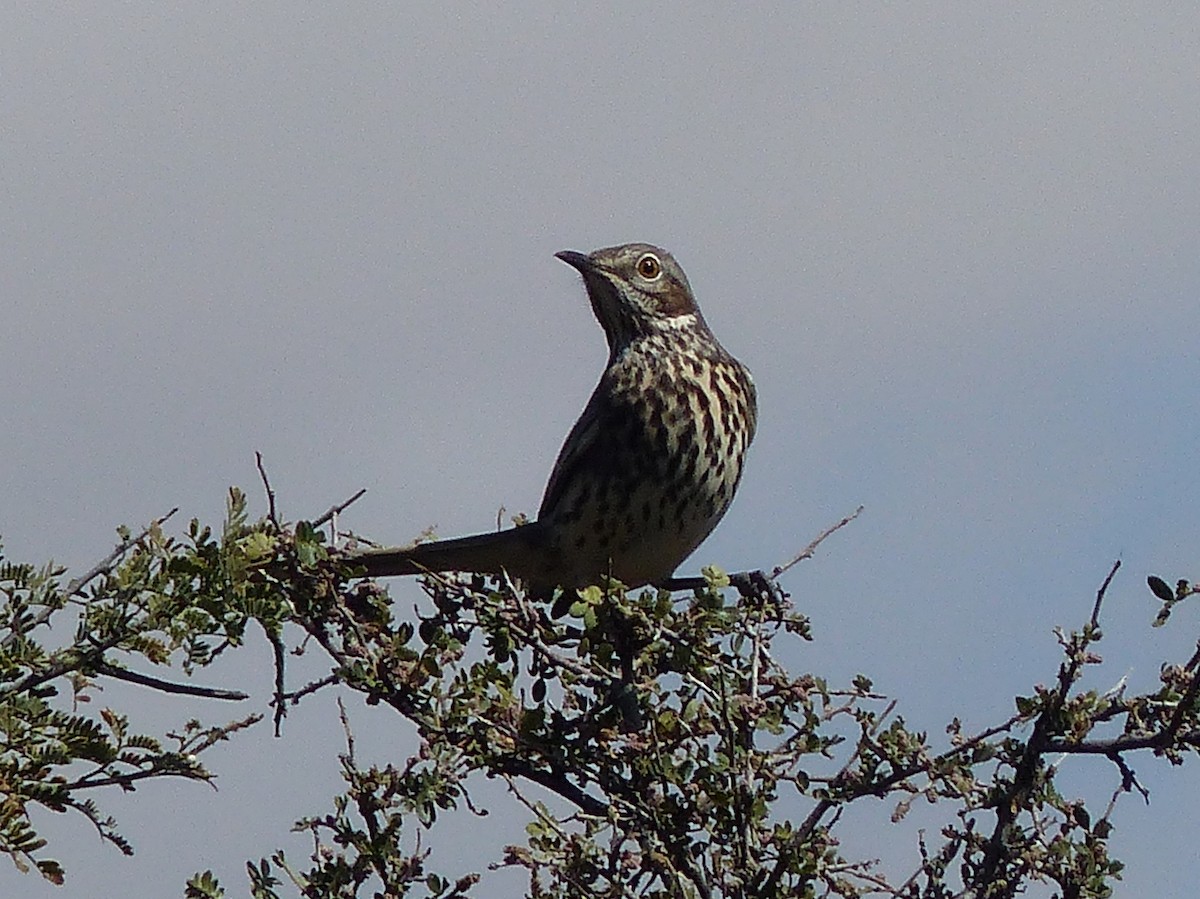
[657,510,860,594]
[502,774,571,838]
[279,673,340,705]
[1105,750,1150,804]
[312,488,368,530]
[772,506,864,580]
[66,765,211,791]
[267,621,288,737]
[256,452,278,525]
[338,697,355,763]
[93,662,248,700]
[1091,559,1121,628]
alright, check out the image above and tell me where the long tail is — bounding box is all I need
[349,524,550,581]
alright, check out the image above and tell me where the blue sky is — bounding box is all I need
[2,6,1198,896]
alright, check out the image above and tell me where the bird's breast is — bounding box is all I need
[541,336,754,587]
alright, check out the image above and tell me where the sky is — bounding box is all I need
[2,5,1198,896]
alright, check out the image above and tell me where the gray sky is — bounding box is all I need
[3,5,1198,896]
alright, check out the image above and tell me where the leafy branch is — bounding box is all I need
[3,487,1198,898]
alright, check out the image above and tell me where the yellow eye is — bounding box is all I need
[636,253,662,280]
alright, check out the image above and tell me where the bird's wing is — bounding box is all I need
[537,373,621,519]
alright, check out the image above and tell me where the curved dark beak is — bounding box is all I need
[555,250,594,273]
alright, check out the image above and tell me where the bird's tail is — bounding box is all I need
[348,524,550,582]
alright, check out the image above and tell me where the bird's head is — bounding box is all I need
[556,243,704,348]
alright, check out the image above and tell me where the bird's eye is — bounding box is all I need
[636,253,662,280]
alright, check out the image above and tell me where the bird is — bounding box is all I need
[352,242,757,597]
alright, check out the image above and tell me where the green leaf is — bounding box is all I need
[1146,575,1172,602]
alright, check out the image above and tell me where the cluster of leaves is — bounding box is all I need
[1147,574,1200,628]
[2,489,1199,898]
[0,491,274,881]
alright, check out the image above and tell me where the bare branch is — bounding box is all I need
[1091,559,1121,628]
[658,509,862,594]
[278,673,340,706]
[93,662,248,701]
[312,488,368,530]
[771,505,864,580]
[256,451,278,525]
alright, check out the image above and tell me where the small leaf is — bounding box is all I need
[1147,575,1174,602]
[37,859,64,885]
[240,532,274,561]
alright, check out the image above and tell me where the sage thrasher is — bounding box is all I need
[353,242,757,595]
